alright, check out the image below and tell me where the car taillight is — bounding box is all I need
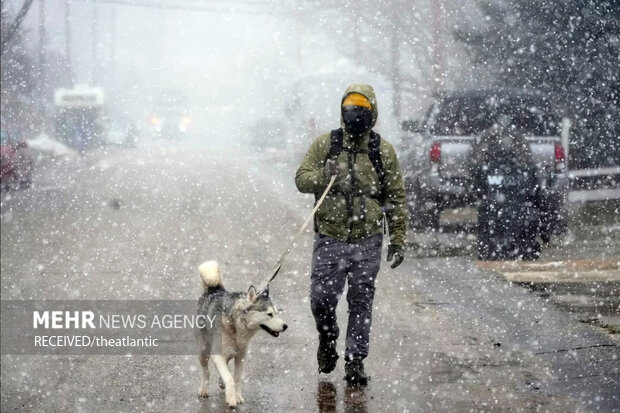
[430,142,441,163]
[555,142,566,171]
[555,143,565,162]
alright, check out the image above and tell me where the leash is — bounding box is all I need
[257,175,337,294]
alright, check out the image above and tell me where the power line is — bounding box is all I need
[72,0,277,14]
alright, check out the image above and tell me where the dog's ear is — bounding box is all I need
[247,285,258,303]
[259,284,270,297]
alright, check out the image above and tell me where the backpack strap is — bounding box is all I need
[327,128,344,163]
[368,130,385,197]
[318,129,344,200]
[315,129,385,232]
[368,131,387,233]
[324,128,385,194]
[314,129,344,232]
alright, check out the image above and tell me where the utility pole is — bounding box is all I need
[293,10,302,71]
[38,0,47,123]
[65,0,74,84]
[431,0,444,93]
[109,6,116,87]
[352,0,361,66]
[391,31,402,123]
[92,1,99,85]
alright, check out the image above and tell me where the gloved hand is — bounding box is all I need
[387,245,405,269]
[323,159,351,191]
[323,159,339,180]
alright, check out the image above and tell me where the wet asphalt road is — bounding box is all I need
[1,142,619,412]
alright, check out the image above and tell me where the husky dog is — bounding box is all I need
[196,261,288,407]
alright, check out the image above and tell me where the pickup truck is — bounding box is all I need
[401,90,569,240]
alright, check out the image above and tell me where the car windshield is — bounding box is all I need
[495,101,558,136]
[429,94,559,136]
[153,91,189,117]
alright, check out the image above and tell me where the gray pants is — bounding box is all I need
[310,233,382,361]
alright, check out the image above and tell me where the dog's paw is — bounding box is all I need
[225,395,238,407]
[225,387,238,407]
[198,385,209,398]
[236,391,244,404]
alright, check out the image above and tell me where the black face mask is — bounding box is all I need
[342,106,373,135]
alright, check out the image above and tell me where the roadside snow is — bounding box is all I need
[27,133,80,161]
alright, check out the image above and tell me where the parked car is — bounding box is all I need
[103,118,140,147]
[147,90,191,140]
[1,128,34,190]
[470,127,542,260]
[401,89,569,240]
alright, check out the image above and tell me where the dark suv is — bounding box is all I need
[401,89,569,237]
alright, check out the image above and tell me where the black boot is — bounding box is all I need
[317,337,339,374]
[344,359,370,385]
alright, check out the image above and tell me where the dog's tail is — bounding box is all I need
[199,261,223,291]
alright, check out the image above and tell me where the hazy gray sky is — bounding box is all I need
[5,0,473,143]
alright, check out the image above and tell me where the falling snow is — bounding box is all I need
[1,0,618,411]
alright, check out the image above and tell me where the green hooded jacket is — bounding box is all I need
[295,83,408,246]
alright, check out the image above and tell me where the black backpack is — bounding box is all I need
[326,128,385,196]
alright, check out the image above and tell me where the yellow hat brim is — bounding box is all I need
[342,93,372,109]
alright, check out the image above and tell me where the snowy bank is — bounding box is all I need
[27,133,80,161]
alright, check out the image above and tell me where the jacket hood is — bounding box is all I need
[340,83,378,131]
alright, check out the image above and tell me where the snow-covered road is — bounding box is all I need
[1,142,618,411]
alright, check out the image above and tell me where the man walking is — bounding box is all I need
[295,83,407,385]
